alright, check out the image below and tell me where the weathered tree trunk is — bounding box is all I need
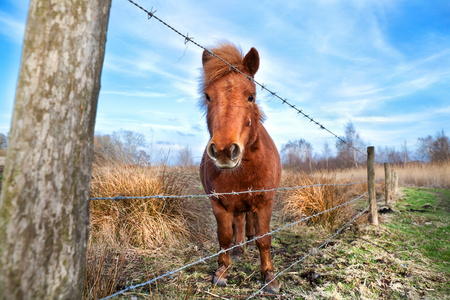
[0,1,111,299]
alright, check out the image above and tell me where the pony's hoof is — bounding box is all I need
[212,276,228,287]
[212,265,228,287]
[263,272,280,294]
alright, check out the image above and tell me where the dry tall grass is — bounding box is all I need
[84,157,213,299]
[83,240,127,300]
[319,161,450,189]
[280,171,368,229]
[395,161,450,188]
[89,158,210,250]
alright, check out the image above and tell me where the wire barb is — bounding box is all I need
[184,34,193,45]
[147,7,156,19]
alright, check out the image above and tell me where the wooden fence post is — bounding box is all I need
[0,1,111,299]
[367,146,378,225]
[390,169,395,200]
[393,172,399,200]
[384,163,390,205]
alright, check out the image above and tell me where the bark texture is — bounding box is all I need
[0,1,111,299]
[367,146,378,226]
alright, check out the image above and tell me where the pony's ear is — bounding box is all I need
[202,49,212,67]
[243,47,260,77]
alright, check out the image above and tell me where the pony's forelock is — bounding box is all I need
[198,42,265,124]
[202,42,245,88]
[199,42,245,109]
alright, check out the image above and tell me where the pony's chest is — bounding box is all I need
[212,168,265,192]
[214,192,264,213]
[209,170,269,211]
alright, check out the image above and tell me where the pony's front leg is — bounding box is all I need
[245,211,255,242]
[231,212,246,259]
[211,199,233,287]
[254,201,279,294]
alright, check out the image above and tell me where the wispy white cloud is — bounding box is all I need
[0,11,25,44]
[100,90,165,98]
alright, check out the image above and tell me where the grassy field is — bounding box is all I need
[83,162,450,299]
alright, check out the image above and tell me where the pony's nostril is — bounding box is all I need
[208,143,217,160]
[231,144,241,161]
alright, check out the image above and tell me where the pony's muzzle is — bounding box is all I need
[207,142,242,169]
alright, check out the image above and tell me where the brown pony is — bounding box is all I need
[199,42,282,293]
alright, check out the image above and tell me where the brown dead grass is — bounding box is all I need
[89,158,211,250]
[396,161,450,188]
[83,239,128,300]
[280,171,369,230]
[84,157,214,299]
[318,161,450,189]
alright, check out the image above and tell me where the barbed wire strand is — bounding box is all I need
[126,0,366,157]
[100,185,384,300]
[90,180,368,201]
[247,205,370,299]
[98,190,371,300]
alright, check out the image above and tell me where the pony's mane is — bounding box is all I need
[201,42,246,91]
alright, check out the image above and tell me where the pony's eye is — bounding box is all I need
[205,93,211,102]
[248,95,254,102]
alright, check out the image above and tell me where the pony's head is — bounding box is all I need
[200,42,264,169]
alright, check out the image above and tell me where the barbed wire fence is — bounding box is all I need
[90,181,368,201]
[92,1,391,299]
[98,186,382,300]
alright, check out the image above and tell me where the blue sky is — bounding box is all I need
[1,0,449,162]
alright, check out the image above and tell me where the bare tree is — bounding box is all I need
[95,130,147,163]
[322,142,332,169]
[376,146,387,164]
[0,1,111,299]
[119,129,146,160]
[416,130,450,163]
[0,133,7,149]
[430,130,450,163]
[0,133,7,156]
[281,139,313,171]
[176,145,195,167]
[336,121,365,168]
[416,135,434,162]
[400,141,410,166]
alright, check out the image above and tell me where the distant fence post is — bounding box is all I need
[0,1,112,299]
[367,146,378,225]
[390,169,395,200]
[393,172,399,200]
[384,163,390,205]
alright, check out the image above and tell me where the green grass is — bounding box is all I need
[384,188,450,277]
